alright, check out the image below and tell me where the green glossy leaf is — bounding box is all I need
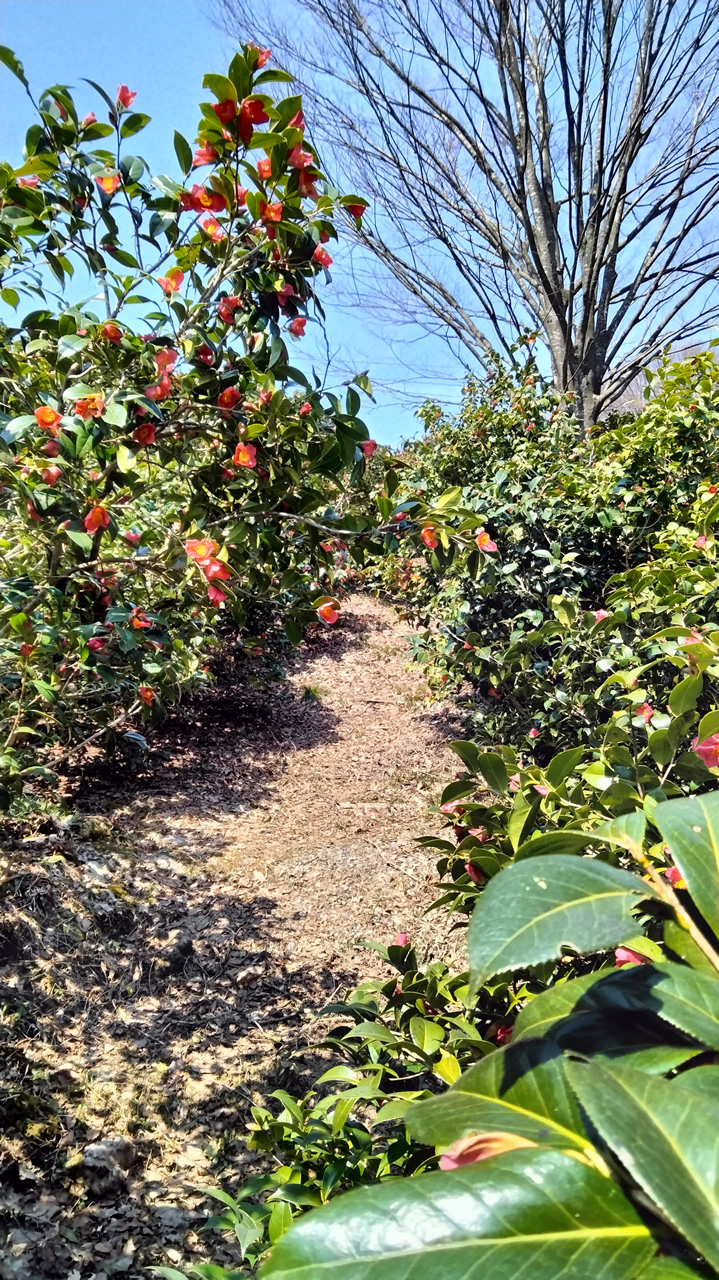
[202,73,238,102]
[173,130,193,175]
[668,674,703,716]
[476,751,507,794]
[120,111,151,139]
[546,746,585,787]
[259,1148,654,1280]
[567,1057,719,1272]
[448,739,481,774]
[637,1261,707,1280]
[518,960,719,1054]
[514,830,599,859]
[409,1016,445,1055]
[468,855,657,988]
[653,791,719,937]
[407,1037,589,1151]
[0,45,28,86]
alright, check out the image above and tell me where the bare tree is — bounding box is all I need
[218,0,719,426]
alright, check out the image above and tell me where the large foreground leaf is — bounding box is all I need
[407,1037,588,1151]
[260,1148,655,1280]
[567,1057,719,1272]
[468,855,656,987]
[653,792,719,938]
[517,962,719,1053]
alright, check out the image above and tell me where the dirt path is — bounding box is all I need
[1,596,463,1279]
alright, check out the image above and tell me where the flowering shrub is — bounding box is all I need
[377,347,719,757]
[0,44,381,801]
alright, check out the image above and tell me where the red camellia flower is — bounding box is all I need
[313,245,333,268]
[346,201,367,218]
[34,406,62,432]
[84,505,110,533]
[439,1132,534,1172]
[44,440,60,457]
[252,45,272,67]
[26,500,41,522]
[218,387,241,413]
[100,321,122,344]
[615,946,647,968]
[194,344,214,366]
[19,642,35,658]
[81,111,97,127]
[18,175,39,188]
[203,558,232,582]
[87,637,104,652]
[259,199,283,223]
[130,609,152,629]
[695,534,708,549]
[288,316,306,338]
[528,727,540,739]
[665,865,687,889]
[95,174,121,195]
[233,441,258,468]
[692,732,719,768]
[495,1024,514,1046]
[239,97,270,145]
[360,440,377,457]
[277,282,295,309]
[594,608,611,621]
[218,295,240,324]
[317,601,339,624]
[155,348,178,371]
[133,422,157,446]
[186,537,218,563]
[193,144,219,167]
[297,170,319,198]
[208,584,227,605]
[234,184,249,207]
[145,373,172,401]
[257,157,272,180]
[465,863,485,885]
[75,393,104,420]
[41,465,62,486]
[533,784,550,796]
[181,183,226,213]
[709,484,718,494]
[124,529,142,545]
[158,267,184,294]
[421,524,438,549]
[117,84,136,107]
[138,686,155,705]
[211,99,236,123]
[476,528,498,552]
[636,702,654,723]
[288,144,314,169]
[299,402,312,417]
[201,215,226,243]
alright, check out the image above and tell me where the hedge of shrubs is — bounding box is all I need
[168,346,719,1280]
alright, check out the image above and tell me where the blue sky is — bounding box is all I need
[0,0,465,445]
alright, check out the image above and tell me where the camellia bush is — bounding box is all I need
[374,346,719,759]
[0,42,389,804]
[259,790,719,1279]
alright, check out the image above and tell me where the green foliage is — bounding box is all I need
[378,347,719,755]
[0,47,385,800]
[264,790,719,1278]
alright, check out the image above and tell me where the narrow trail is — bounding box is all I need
[2,596,464,1279]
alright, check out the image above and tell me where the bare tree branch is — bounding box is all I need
[218,0,719,426]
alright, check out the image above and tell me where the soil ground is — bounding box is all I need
[0,596,466,1279]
